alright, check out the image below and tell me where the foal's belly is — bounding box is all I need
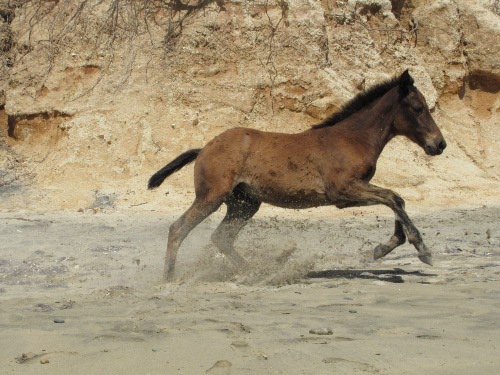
[238,180,330,209]
[263,192,331,209]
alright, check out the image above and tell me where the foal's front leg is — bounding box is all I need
[339,182,433,265]
[373,219,406,260]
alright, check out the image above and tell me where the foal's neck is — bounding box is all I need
[340,88,399,158]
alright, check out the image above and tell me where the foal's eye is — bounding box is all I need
[413,106,423,115]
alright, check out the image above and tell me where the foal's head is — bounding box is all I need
[393,70,447,156]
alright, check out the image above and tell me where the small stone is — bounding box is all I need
[53,318,65,323]
[309,328,333,335]
[257,353,268,360]
[40,359,50,364]
[349,310,357,313]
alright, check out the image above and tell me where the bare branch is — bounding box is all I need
[6,0,224,99]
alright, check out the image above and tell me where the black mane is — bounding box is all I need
[312,75,401,129]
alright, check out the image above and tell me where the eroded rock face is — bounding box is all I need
[411,0,500,95]
[460,1,500,93]
[0,0,498,210]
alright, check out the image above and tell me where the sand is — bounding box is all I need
[1,204,499,374]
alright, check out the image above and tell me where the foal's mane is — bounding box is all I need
[312,75,400,129]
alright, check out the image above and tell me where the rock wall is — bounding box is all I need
[0,0,498,211]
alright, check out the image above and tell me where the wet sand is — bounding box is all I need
[1,205,499,374]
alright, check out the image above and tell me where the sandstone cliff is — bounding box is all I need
[0,0,498,211]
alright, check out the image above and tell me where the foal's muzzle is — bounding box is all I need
[425,139,447,156]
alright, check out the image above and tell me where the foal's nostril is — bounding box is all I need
[439,140,447,151]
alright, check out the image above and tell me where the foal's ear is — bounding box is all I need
[399,69,414,97]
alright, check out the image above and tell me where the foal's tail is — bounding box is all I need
[148,148,202,190]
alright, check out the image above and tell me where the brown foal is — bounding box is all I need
[149,70,447,281]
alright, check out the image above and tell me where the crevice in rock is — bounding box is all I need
[358,2,382,16]
[7,111,73,140]
[467,70,500,93]
[390,0,406,19]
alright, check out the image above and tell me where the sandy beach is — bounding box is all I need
[1,204,499,374]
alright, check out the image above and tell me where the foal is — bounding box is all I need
[149,70,447,281]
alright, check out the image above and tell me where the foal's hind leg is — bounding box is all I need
[165,197,223,281]
[211,189,261,270]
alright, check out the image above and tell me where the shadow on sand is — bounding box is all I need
[306,268,437,284]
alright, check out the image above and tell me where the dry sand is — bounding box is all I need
[1,204,499,374]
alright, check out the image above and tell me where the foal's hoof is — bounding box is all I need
[162,276,173,283]
[418,254,434,266]
[162,271,175,283]
[373,244,389,260]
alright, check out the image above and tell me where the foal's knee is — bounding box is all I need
[168,221,180,240]
[392,193,405,209]
[167,219,186,248]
